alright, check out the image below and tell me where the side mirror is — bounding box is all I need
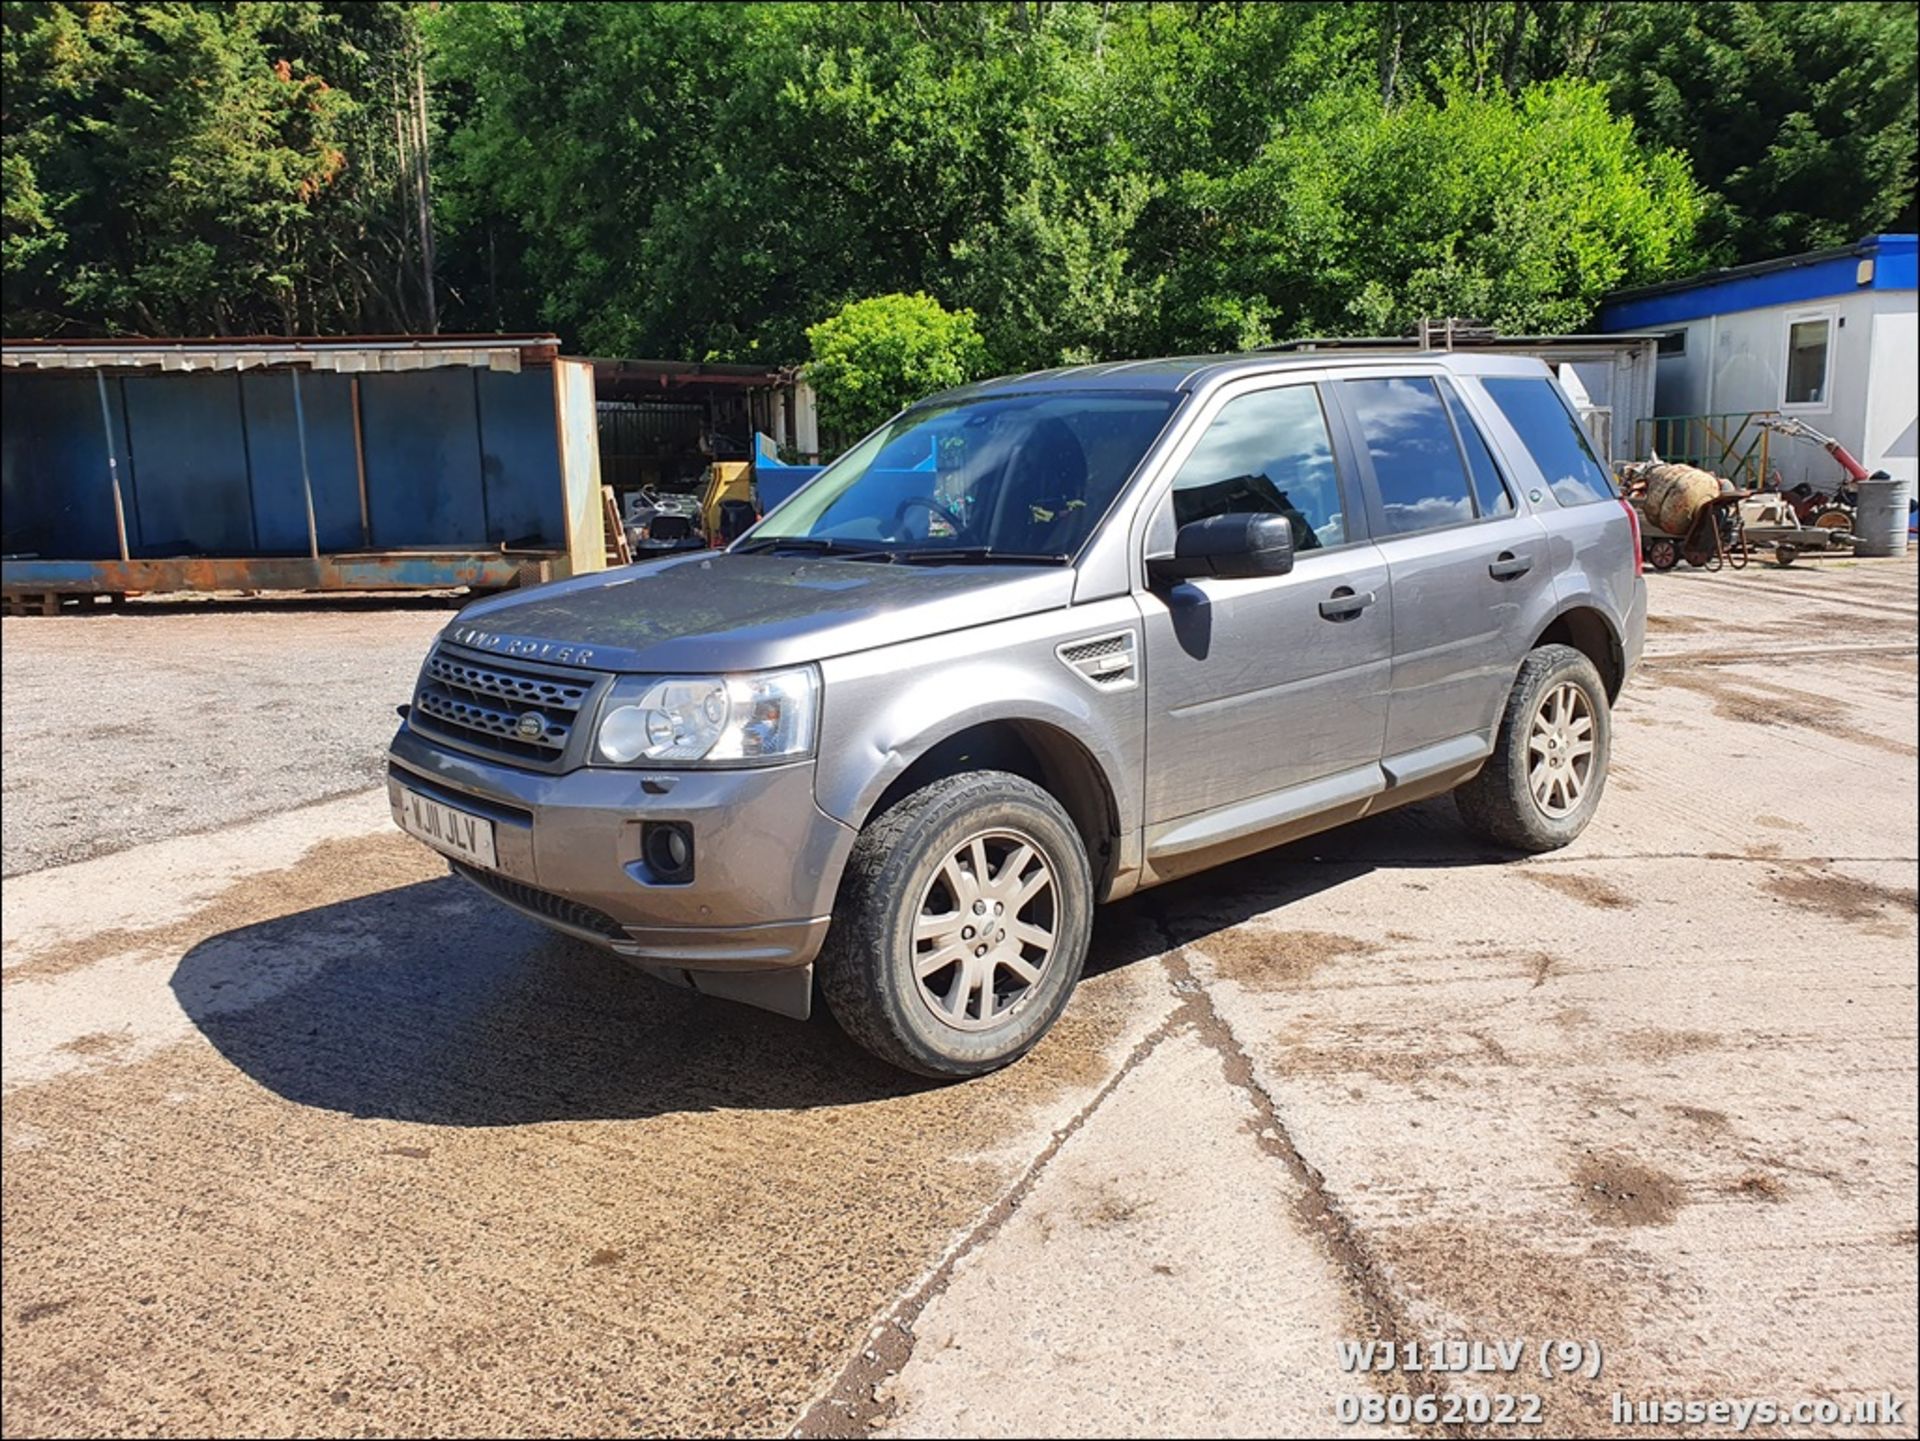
[1149,513,1295,583]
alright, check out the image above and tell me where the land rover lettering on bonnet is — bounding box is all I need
[448,626,599,668]
[390,351,1644,1077]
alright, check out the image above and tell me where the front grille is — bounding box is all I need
[451,862,626,940]
[411,644,599,765]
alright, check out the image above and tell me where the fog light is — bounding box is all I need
[642,821,694,883]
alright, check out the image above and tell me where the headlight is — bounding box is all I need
[594,666,817,766]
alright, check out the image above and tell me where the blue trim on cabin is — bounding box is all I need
[1599,235,1916,332]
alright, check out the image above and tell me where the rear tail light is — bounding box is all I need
[1619,496,1644,577]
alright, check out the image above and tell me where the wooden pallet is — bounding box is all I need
[603,486,633,566]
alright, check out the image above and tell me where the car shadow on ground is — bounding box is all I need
[172,797,1513,1126]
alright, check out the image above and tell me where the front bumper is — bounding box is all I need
[386,725,857,973]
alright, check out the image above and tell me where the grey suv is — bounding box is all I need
[389,352,1646,1077]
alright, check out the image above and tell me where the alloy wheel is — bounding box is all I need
[911,830,1057,1030]
[1527,680,1596,819]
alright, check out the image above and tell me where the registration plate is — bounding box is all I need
[398,789,498,870]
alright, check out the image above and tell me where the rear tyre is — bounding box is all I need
[1646,537,1680,572]
[818,770,1092,1079]
[1454,644,1611,853]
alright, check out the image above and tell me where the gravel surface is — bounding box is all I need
[0,597,452,876]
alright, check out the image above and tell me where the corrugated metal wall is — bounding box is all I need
[0,367,567,561]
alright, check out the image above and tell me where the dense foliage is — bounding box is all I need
[5,1,1915,372]
[804,293,988,439]
[3,1,436,335]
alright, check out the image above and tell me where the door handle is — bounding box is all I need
[1318,586,1376,621]
[1489,551,1533,581]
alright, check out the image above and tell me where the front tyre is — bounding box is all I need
[1454,644,1612,853]
[819,770,1092,1079]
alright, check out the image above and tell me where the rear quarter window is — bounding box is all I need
[1481,377,1618,506]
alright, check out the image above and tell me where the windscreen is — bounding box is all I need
[746,392,1179,561]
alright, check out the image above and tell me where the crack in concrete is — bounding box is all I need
[790,984,1188,1439]
[794,901,1474,1439]
[1147,909,1462,1436]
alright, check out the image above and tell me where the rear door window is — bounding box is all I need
[1481,377,1617,505]
[1340,377,1476,535]
[1439,378,1514,517]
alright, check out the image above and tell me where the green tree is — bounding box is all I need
[804,291,988,439]
[3,1,430,336]
[1598,2,1918,259]
[10,1,1914,356]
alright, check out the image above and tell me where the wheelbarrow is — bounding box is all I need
[1632,490,1749,572]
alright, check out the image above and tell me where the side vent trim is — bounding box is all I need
[1056,629,1139,692]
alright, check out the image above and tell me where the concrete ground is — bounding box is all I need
[2,559,1915,1438]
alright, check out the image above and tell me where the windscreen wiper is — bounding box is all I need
[731,536,895,561]
[888,547,1069,566]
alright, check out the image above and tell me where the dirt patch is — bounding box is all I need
[1754,814,1807,832]
[1470,1031,1517,1065]
[1200,928,1378,989]
[1668,1104,1730,1131]
[1646,614,1707,633]
[1520,870,1632,910]
[1617,1028,1724,1061]
[1278,1039,1459,1087]
[1726,1170,1786,1202]
[1650,668,1917,757]
[1573,1151,1685,1227]
[3,831,445,984]
[1858,652,1920,677]
[1081,1189,1151,1229]
[1768,868,1918,926]
[1373,1221,1648,1434]
[57,1032,131,1057]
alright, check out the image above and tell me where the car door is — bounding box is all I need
[1328,372,1555,774]
[1137,378,1393,864]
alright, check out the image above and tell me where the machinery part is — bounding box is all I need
[1774,543,1799,567]
[1809,505,1855,533]
[1645,537,1680,572]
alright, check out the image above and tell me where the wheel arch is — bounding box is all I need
[857,717,1126,899]
[1530,603,1625,701]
